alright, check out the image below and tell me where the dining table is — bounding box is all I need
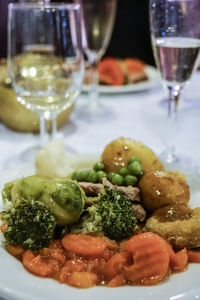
[0,68,200,300]
[0,69,199,174]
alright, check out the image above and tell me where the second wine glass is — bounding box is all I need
[150,0,200,172]
[8,3,84,156]
[78,0,117,114]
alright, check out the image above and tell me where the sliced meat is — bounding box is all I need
[79,178,141,202]
[102,178,141,201]
[132,204,146,222]
[79,182,103,196]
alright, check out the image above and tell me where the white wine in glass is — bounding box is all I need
[150,0,200,172]
[8,3,84,156]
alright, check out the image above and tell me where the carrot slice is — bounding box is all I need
[107,273,125,287]
[0,223,7,234]
[67,271,98,288]
[98,57,124,86]
[171,248,188,272]
[62,234,107,257]
[104,251,130,280]
[187,250,200,263]
[124,58,145,74]
[6,244,25,257]
[124,232,170,285]
[23,250,52,277]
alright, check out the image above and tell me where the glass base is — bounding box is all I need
[76,101,114,121]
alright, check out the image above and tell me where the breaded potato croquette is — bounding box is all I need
[138,171,190,213]
[145,204,200,249]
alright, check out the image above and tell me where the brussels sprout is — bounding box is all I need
[2,175,85,226]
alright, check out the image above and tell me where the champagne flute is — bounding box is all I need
[8,3,84,154]
[150,0,200,171]
[77,0,117,113]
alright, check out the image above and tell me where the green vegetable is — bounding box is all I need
[87,170,97,183]
[93,162,105,171]
[1,200,56,250]
[119,167,128,177]
[124,175,138,186]
[110,173,124,186]
[128,156,141,165]
[96,171,107,183]
[2,175,85,225]
[75,170,89,181]
[107,172,116,182]
[71,187,137,241]
[128,161,143,176]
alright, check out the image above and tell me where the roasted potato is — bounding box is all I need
[101,137,164,173]
[138,171,190,213]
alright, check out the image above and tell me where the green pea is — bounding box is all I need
[71,171,78,180]
[87,169,98,183]
[107,172,116,182]
[128,161,143,176]
[124,175,138,186]
[96,171,107,183]
[76,170,89,181]
[93,162,105,171]
[111,174,124,186]
[119,167,128,177]
[128,156,141,165]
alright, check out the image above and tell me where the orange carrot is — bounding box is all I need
[23,250,52,277]
[0,223,7,234]
[187,250,200,263]
[62,234,107,257]
[124,232,170,285]
[50,248,66,263]
[107,274,125,287]
[98,57,124,86]
[67,271,98,288]
[60,259,86,283]
[124,58,145,74]
[171,248,188,272]
[104,251,130,281]
[166,243,178,268]
[6,244,25,257]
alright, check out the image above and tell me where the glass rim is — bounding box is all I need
[8,2,80,11]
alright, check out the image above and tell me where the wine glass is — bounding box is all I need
[7,3,84,155]
[77,0,117,114]
[150,0,200,172]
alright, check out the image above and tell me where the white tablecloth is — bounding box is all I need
[0,72,200,300]
[0,71,200,173]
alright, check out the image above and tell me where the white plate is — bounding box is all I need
[82,66,161,94]
[0,162,200,300]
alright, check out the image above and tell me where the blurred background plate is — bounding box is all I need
[82,65,161,94]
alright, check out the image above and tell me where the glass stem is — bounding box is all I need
[50,113,58,141]
[89,61,99,111]
[165,86,181,163]
[39,113,48,148]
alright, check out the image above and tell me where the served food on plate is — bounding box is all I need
[1,137,200,289]
[84,57,148,86]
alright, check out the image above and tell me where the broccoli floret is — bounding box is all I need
[97,187,137,241]
[70,205,104,235]
[70,187,137,241]
[1,200,56,250]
